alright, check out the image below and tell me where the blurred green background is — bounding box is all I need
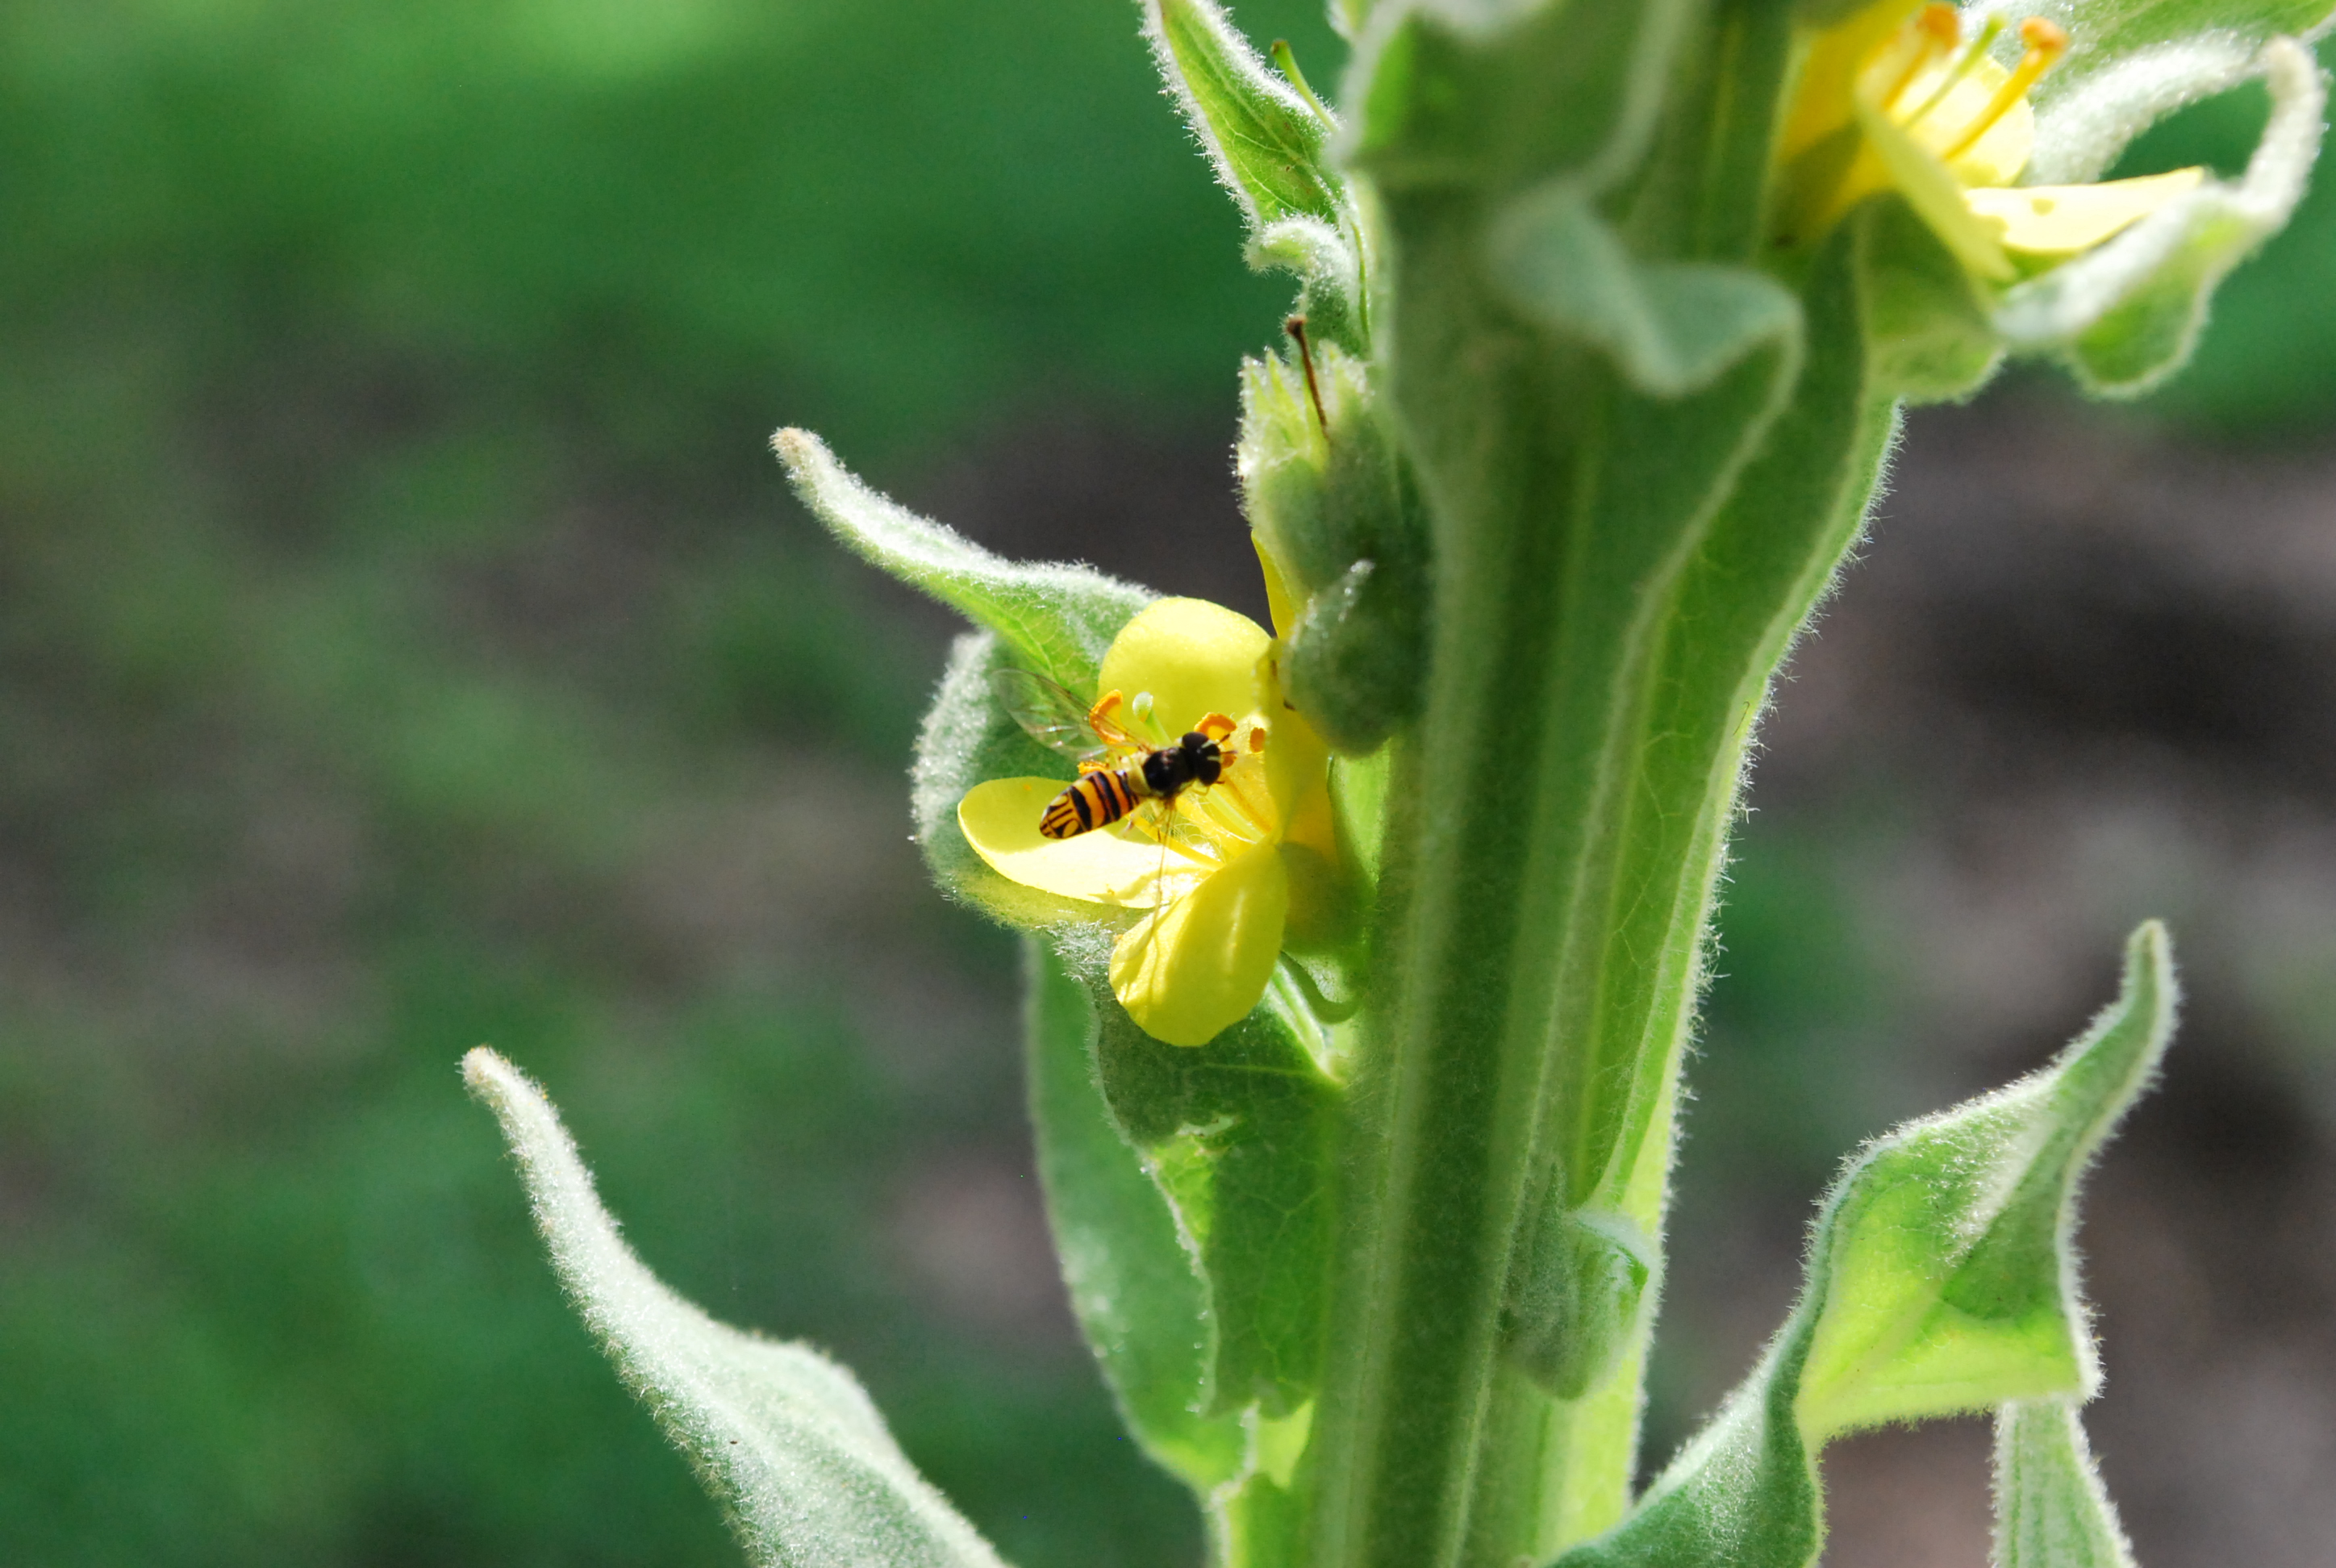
[4,3,2334,1565]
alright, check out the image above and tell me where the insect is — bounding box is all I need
[991,667,1261,840]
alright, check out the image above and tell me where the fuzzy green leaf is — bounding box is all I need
[1024,940,1249,1492]
[1490,183,1802,395]
[1554,922,2176,1568]
[1069,942,1343,1422]
[1853,197,2004,402]
[2025,1,2336,181]
[774,427,1149,694]
[1145,0,1343,231]
[2027,31,2271,186]
[1247,215,1369,352]
[1992,1398,2139,1568]
[2063,0,2331,38]
[1030,940,1344,1567]
[463,1049,1009,1568]
[2000,37,2328,394]
[910,633,1117,931]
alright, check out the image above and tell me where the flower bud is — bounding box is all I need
[1237,336,1426,754]
[1504,1206,1656,1401]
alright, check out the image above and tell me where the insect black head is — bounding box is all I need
[1182,732,1224,786]
[1143,746,1196,795]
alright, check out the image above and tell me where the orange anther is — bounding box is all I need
[1939,14,2067,161]
[1897,11,2004,127]
[2020,16,2069,56]
[1876,3,1963,112]
[1917,4,1961,44]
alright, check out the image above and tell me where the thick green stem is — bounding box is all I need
[1285,8,1903,1562]
[1300,192,1895,1568]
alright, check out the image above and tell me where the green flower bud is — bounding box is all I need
[1503,1207,1657,1401]
[1237,332,1426,754]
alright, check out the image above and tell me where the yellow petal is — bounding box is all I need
[1940,93,2030,190]
[1110,840,1290,1047]
[1258,655,1331,828]
[1781,0,1925,164]
[1099,598,1272,745]
[1963,167,2206,256]
[1276,773,1352,951]
[1184,757,1279,849]
[958,778,1170,907]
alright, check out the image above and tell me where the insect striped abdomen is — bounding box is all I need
[1040,767,1145,839]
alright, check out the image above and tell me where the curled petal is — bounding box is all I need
[958,778,1170,907]
[1110,840,1290,1047]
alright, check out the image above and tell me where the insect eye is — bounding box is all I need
[1181,731,1210,751]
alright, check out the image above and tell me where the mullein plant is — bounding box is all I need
[463,2,2333,1565]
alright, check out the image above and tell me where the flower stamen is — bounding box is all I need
[1871,4,1962,113]
[1893,10,1998,132]
[1772,0,2213,281]
[1217,790,1274,841]
[1940,17,2067,161]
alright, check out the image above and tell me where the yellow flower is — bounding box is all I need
[1775,2,2207,280]
[957,597,1333,1047]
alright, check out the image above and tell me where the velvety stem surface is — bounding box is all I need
[1302,202,1892,1568]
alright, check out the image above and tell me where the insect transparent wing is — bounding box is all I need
[991,666,1108,759]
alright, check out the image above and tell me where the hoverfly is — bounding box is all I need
[990,667,1263,841]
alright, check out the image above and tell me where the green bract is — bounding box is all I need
[465,5,2330,1568]
[1146,0,1372,352]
